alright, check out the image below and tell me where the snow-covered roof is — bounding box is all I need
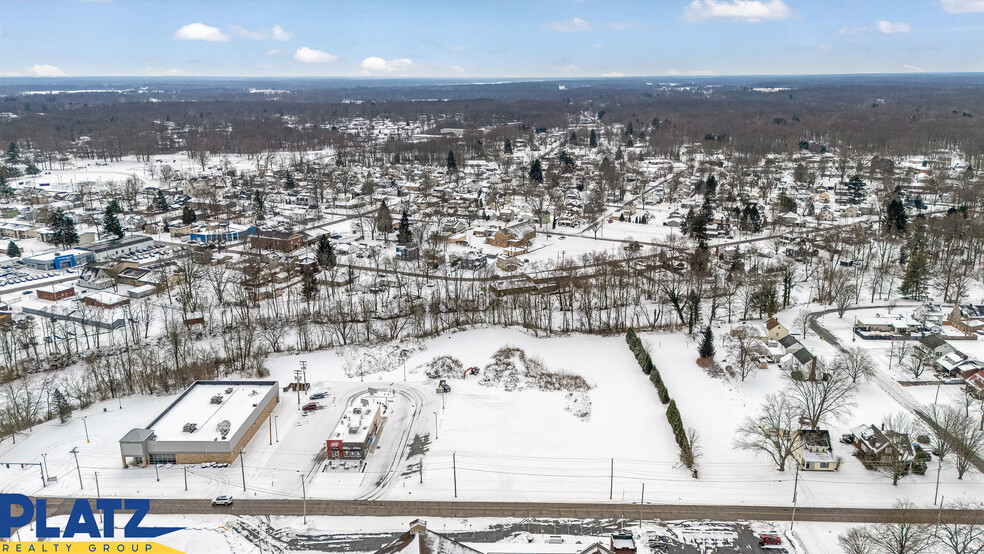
[148,381,278,442]
[329,403,382,445]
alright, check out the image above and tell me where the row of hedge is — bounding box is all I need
[626,328,670,404]
[626,328,693,469]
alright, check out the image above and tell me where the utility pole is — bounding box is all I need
[81,417,90,443]
[240,451,247,492]
[70,447,83,489]
[184,466,188,492]
[419,461,423,484]
[453,452,457,498]
[41,453,48,483]
[300,476,307,525]
[294,369,303,409]
[155,463,159,482]
[609,458,614,500]
[640,483,645,523]
[268,416,272,445]
[790,463,800,530]
[934,457,943,505]
[94,472,102,524]
[433,411,438,440]
[403,359,406,382]
[275,416,279,442]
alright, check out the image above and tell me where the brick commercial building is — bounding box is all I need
[120,380,279,467]
[250,230,305,252]
[36,284,76,301]
[326,403,383,460]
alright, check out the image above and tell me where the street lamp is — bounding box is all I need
[81,416,90,443]
[274,415,280,443]
[41,454,48,482]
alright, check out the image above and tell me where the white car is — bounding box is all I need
[211,495,233,506]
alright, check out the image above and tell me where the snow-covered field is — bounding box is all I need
[2,323,980,509]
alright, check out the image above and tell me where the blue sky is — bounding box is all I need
[1,0,983,77]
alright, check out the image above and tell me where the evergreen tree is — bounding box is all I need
[777,192,797,214]
[589,129,597,148]
[529,159,544,184]
[396,209,413,244]
[50,209,79,248]
[569,131,577,144]
[103,206,124,239]
[900,251,930,300]
[6,141,18,163]
[152,190,169,212]
[181,205,197,224]
[0,175,13,201]
[106,199,123,215]
[705,175,718,197]
[6,240,20,258]
[446,150,457,173]
[884,198,908,234]
[375,200,393,239]
[698,326,715,359]
[301,267,318,304]
[283,170,295,189]
[54,388,72,423]
[503,139,513,154]
[25,163,41,176]
[846,175,867,205]
[315,235,336,269]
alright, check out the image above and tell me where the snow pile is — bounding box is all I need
[564,391,592,419]
[480,346,590,392]
[422,355,464,379]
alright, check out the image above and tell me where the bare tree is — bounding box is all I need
[868,499,934,554]
[727,325,760,381]
[936,500,984,554]
[734,393,800,471]
[953,413,984,479]
[875,412,918,486]
[793,308,811,339]
[838,526,876,554]
[903,348,934,379]
[835,346,876,383]
[786,360,858,430]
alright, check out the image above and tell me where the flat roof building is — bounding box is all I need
[326,403,383,460]
[120,380,279,467]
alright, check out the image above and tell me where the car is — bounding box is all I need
[302,402,319,412]
[211,495,233,506]
[759,534,782,546]
[309,392,327,400]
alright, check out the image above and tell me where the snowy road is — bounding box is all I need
[33,496,984,525]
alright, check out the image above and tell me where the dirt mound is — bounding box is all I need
[480,346,590,392]
[422,355,464,379]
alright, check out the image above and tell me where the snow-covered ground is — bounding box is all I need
[2,325,980,509]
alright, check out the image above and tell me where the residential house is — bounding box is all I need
[946,305,984,335]
[794,429,839,471]
[917,334,955,360]
[850,424,913,465]
[486,222,536,249]
[778,334,802,354]
[374,519,615,554]
[764,317,790,341]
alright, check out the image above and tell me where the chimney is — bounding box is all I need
[409,519,427,535]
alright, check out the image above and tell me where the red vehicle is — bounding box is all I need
[302,402,319,412]
[759,534,782,546]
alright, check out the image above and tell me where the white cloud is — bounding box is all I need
[941,0,984,13]
[264,48,287,57]
[140,66,187,76]
[173,23,229,42]
[837,26,867,35]
[27,64,66,76]
[546,17,590,31]
[683,0,792,23]
[601,71,625,77]
[450,65,466,73]
[902,64,925,72]
[818,44,833,52]
[293,47,338,63]
[270,25,293,41]
[359,56,412,74]
[232,24,294,41]
[877,20,911,34]
[667,68,716,76]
